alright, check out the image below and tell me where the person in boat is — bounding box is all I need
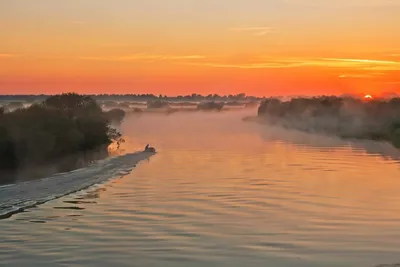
[144,144,156,152]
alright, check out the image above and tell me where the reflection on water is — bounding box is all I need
[0,109,400,267]
[63,200,97,204]
[76,186,107,200]
[0,146,111,186]
[258,123,400,163]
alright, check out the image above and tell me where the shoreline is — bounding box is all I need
[243,115,400,149]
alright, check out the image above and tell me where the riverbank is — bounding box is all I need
[244,115,400,149]
[255,97,400,149]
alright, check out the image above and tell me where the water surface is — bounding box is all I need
[1,110,400,267]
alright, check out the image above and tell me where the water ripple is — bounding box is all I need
[0,152,153,219]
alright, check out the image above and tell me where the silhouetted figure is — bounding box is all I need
[144,144,156,153]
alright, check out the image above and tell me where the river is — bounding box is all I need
[1,109,400,267]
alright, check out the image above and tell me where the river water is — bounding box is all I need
[1,109,400,267]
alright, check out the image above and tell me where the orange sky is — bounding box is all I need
[0,0,399,96]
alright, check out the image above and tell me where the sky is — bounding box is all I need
[0,0,399,96]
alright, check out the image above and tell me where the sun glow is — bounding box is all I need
[1,1,399,95]
[364,94,373,99]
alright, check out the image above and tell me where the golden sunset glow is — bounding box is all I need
[0,0,399,96]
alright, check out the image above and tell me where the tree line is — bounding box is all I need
[258,96,400,148]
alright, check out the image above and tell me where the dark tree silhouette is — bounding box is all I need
[0,93,125,181]
[197,101,224,111]
[106,108,126,124]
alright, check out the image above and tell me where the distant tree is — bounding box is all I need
[197,101,224,111]
[106,108,126,124]
[235,93,246,100]
[257,96,400,148]
[147,100,169,109]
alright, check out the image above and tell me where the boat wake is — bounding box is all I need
[0,152,152,219]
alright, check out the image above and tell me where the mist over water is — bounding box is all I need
[1,108,400,267]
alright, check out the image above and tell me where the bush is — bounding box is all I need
[169,102,197,107]
[0,93,124,176]
[225,101,243,107]
[147,100,169,109]
[105,108,126,124]
[197,101,224,111]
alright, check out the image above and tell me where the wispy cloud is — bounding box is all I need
[0,53,19,58]
[320,58,398,65]
[80,53,205,62]
[184,62,295,69]
[338,73,384,79]
[184,57,400,71]
[229,26,273,36]
[71,21,85,25]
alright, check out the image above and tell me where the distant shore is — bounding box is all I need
[251,96,400,149]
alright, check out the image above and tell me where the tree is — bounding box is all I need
[106,108,126,124]
[44,93,102,117]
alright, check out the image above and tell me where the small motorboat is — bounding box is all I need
[144,144,156,153]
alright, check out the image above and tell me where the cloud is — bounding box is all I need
[71,21,85,25]
[80,53,205,62]
[0,54,19,58]
[184,62,297,69]
[229,26,273,36]
[320,58,398,65]
[338,73,383,79]
[184,56,400,71]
